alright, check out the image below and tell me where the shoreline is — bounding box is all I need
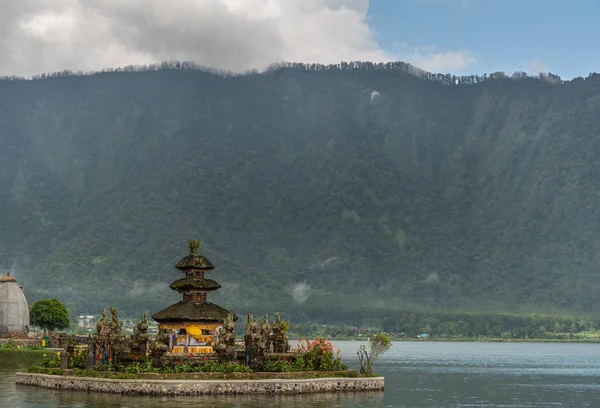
[315,337,600,343]
[15,372,385,395]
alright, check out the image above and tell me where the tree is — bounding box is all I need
[357,333,391,376]
[29,298,70,333]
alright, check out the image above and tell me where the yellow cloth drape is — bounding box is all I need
[186,325,214,343]
[186,326,203,337]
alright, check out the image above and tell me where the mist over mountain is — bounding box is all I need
[1,62,600,322]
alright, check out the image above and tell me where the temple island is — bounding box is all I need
[151,239,237,355]
[15,240,386,396]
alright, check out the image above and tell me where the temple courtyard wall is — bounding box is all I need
[16,372,384,395]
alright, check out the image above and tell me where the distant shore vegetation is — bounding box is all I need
[289,311,600,342]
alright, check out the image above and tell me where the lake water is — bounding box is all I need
[3,341,600,407]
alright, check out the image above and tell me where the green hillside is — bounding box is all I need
[1,62,600,322]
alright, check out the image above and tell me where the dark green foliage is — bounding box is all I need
[380,310,600,340]
[0,339,20,349]
[0,349,57,368]
[29,299,70,333]
[123,358,157,374]
[291,309,600,340]
[68,348,87,369]
[2,64,600,321]
[160,360,251,374]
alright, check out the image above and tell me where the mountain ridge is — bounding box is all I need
[1,62,600,321]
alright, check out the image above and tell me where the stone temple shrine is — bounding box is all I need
[0,272,30,334]
[152,240,237,354]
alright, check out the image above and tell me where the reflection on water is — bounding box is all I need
[4,341,600,407]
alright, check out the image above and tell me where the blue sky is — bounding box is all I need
[367,0,599,79]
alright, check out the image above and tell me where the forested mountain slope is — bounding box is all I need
[1,63,600,321]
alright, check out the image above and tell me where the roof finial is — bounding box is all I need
[187,239,201,255]
[1,271,17,282]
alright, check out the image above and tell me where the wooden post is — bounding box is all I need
[86,352,95,371]
[60,350,68,370]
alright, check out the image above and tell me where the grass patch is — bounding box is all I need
[26,367,361,380]
[0,349,57,369]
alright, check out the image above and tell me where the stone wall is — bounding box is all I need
[16,372,384,395]
[0,338,40,347]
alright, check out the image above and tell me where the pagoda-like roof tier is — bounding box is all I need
[169,278,222,292]
[152,302,238,323]
[175,254,215,271]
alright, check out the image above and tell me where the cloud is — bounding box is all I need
[127,280,167,298]
[406,49,476,73]
[530,59,549,74]
[423,272,440,284]
[0,0,393,77]
[289,283,312,304]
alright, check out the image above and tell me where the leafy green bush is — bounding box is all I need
[1,349,57,368]
[0,339,20,349]
[160,360,250,374]
[41,353,60,368]
[28,367,63,375]
[357,333,391,376]
[292,338,347,371]
[263,360,294,372]
[123,358,158,374]
[68,348,86,369]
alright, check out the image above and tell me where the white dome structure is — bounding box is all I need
[0,272,30,334]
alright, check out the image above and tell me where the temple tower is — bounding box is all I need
[152,240,237,354]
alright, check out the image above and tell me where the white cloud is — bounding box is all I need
[530,59,549,74]
[424,272,440,284]
[406,49,476,73]
[0,0,393,77]
[289,283,311,304]
[127,280,167,298]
